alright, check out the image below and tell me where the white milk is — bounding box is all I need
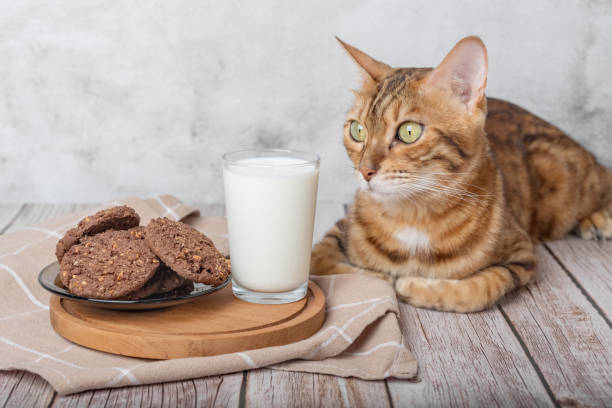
[223,156,319,292]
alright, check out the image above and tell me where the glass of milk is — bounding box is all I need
[223,149,320,304]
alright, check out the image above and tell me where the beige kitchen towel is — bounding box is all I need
[0,195,417,395]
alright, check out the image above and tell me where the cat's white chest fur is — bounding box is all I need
[395,227,430,254]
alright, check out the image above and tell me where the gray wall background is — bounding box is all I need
[1,0,611,204]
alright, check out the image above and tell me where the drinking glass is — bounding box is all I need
[223,149,320,304]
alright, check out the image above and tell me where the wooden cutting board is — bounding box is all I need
[49,280,325,359]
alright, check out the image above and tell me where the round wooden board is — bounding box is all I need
[50,280,325,359]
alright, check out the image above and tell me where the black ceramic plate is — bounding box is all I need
[38,262,231,310]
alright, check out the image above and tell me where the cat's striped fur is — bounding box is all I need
[310,37,612,312]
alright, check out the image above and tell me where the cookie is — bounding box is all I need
[144,218,230,286]
[56,205,140,262]
[165,280,195,298]
[154,266,187,293]
[60,228,159,299]
[123,264,186,300]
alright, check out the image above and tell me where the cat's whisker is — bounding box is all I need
[427,183,489,200]
[428,183,492,198]
[386,175,494,198]
[375,173,489,208]
[396,182,489,207]
[398,174,493,195]
[402,171,471,176]
[386,171,492,193]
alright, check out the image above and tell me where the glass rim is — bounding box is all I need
[222,148,320,169]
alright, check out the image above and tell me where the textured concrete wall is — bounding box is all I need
[1,0,611,203]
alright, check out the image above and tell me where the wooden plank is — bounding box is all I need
[2,203,97,234]
[545,238,612,321]
[53,383,192,408]
[56,374,244,408]
[193,373,243,407]
[245,369,390,407]
[52,382,175,407]
[51,389,95,408]
[499,246,612,407]
[0,371,25,406]
[245,370,312,407]
[387,303,553,407]
[327,377,390,408]
[0,204,24,234]
[0,370,55,408]
[161,380,197,407]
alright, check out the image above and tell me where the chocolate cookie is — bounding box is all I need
[165,280,195,298]
[123,264,186,300]
[60,228,159,299]
[144,218,230,286]
[56,205,140,262]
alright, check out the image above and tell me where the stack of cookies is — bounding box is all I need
[55,206,231,300]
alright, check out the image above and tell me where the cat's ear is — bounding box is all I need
[336,36,393,82]
[425,36,488,112]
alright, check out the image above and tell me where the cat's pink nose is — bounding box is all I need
[359,167,377,182]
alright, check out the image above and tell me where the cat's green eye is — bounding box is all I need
[349,121,366,142]
[397,121,423,144]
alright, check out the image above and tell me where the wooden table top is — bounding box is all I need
[0,202,610,407]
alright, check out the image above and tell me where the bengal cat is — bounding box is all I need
[310,36,612,312]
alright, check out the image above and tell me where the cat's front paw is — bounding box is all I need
[576,210,612,241]
[395,277,440,310]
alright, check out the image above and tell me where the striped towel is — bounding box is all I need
[0,195,417,395]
